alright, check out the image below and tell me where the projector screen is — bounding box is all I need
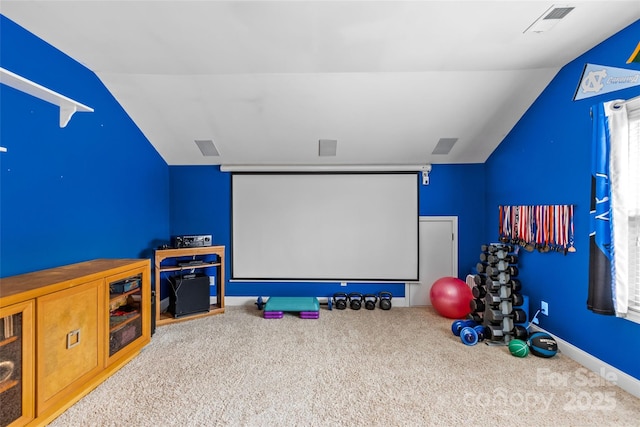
[231,172,419,281]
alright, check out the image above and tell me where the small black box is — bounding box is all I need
[168,274,210,318]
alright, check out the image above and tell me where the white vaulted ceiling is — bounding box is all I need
[2,1,639,166]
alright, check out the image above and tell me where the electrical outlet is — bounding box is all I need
[541,300,549,316]
[340,282,347,287]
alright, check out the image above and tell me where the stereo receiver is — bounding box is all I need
[173,235,212,248]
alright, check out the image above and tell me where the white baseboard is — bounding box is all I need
[531,326,640,399]
[221,295,408,308]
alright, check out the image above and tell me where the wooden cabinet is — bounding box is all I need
[105,269,149,367]
[36,279,104,417]
[0,259,150,427]
[0,301,34,427]
[154,246,225,326]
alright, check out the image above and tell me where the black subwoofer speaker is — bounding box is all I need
[168,274,210,318]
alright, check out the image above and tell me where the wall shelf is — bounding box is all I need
[0,66,94,128]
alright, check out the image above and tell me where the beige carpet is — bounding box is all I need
[49,306,640,426]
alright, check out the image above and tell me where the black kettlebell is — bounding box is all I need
[378,291,392,310]
[348,292,363,310]
[333,292,348,310]
[363,294,377,310]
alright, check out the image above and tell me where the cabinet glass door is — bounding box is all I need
[0,301,34,427]
[107,270,146,364]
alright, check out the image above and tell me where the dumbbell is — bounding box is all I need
[478,260,507,274]
[467,312,483,323]
[469,298,485,313]
[486,291,523,307]
[348,292,363,310]
[491,271,511,284]
[485,324,528,341]
[488,260,518,273]
[510,293,524,307]
[481,244,511,254]
[484,290,523,308]
[480,244,496,253]
[505,279,522,292]
[510,325,529,339]
[484,307,528,324]
[378,291,392,310]
[488,286,516,302]
[485,280,502,292]
[460,325,487,346]
[487,253,518,264]
[451,319,477,336]
[486,264,519,277]
[475,262,489,273]
[490,249,517,260]
[363,294,377,310]
[473,274,486,286]
[333,292,348,310]
[472,285,486,299]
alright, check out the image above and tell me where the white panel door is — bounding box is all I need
[409,216,457,306]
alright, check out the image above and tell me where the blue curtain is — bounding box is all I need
[588,103,615,315]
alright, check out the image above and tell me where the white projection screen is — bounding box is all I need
[231,172,419,281]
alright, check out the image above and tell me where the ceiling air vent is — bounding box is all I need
[195,139,220,157]
[432,138,458,155]
[524,6,574,33]
[543,7,574,20]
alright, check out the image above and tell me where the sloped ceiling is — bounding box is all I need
[2,1,640,167]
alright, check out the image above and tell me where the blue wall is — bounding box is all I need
[420,163,486,277]
[485,20,640,380]
[168,163,485,300]
[0,15,170,277]
[3,11,639,382]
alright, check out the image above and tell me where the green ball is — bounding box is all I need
[508,339,529,358]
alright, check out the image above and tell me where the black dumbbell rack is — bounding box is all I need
[471,244,527,345]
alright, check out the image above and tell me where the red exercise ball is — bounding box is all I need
[430,276,473,319]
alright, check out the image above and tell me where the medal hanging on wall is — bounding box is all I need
[499,205,507,243]
[535,205,543,252]
[501,204,576,254]
[567,204,576,252]
[513,205,520,246]
[557,204,569,254]
[525,205,535,252]
[537,206,545,252]
[551,205,560,252]
[543,205,552,253]
[558,205,565,254]
[505,205,513,243]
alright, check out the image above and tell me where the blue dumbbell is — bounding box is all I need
[451,319,477,336]
[460,325,487,346]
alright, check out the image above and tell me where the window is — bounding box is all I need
[605,95,640,322]
[627,101,640,318]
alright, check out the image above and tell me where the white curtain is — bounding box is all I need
[606,96,640,317]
